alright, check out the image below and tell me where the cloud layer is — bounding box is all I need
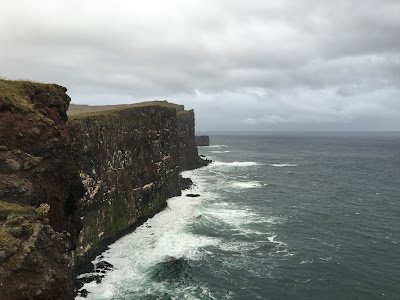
[1,0,399,131]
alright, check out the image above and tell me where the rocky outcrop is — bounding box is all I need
[195,135,210,146]
[0,80,84,299]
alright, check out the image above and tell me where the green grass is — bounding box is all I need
[0,201,37,219]
[0,79,62,113]
[68,101,185,118]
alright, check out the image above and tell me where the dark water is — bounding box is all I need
[77,132,400,299]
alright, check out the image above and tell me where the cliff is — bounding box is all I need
[195,135,210,146]
[0,80,208,299]
[0,80,84,299]
[68,102,208,271]
[177,111,209,170]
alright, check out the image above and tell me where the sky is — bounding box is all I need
[1,0,399,132]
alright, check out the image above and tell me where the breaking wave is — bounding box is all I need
[269,163,298,167]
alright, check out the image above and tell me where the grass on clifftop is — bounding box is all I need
[68,101,185,118]
[0,79,59,113]
[0,79,187,117]
[0,201,37,219]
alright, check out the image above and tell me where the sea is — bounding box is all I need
[76,132,400,300]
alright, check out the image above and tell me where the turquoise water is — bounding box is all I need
[77,132,400,299]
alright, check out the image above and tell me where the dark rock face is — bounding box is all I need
[179,176,193,190]
[0,83,84,239]
[0,206,75,300]
[68,104,209,272]
[195,135,210,146]
[0,81,84,299]
[178,111,209,170]
[68,106,182,269]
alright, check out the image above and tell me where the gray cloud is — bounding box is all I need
[1,0,399,131]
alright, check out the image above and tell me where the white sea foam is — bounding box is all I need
[218,240,255,253]
[76,170,219,299]
[212,161,260,168]
[209,150,231,153]
[76,151,291,299]
[300,259,314,264]
[255,216,285,224]
[269,163,298,167]
[318,257,332,262]
[232,181,262,189]
[206,145,228,148]
[204,207,260,228]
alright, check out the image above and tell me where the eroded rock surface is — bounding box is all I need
[0,80,84,299]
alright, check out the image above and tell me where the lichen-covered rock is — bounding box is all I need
[0,80,84,240]
[0,80,84,299]
[0,202,77,300]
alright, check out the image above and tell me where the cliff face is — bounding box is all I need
[0,80,84,300]
[195,135,210,146]
[68,102,208,271]
[177,110,209,170]
[68,106,179,269]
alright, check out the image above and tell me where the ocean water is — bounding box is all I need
[77,132,400,300]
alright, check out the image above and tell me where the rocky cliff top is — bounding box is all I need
[0,79,70,117]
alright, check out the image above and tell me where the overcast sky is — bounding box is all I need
[1,0,399,131]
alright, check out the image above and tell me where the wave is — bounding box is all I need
[256,216,285,225]
[300,259,314,264]
[202,207,260,227]
[268,235,277,243]
[269,163,298,167]
[232,181,262,189]
[209,150,231,153]
[212,161,260,167]
[206,145,228,148]
[318,257,332,262]
[76,182,218,299]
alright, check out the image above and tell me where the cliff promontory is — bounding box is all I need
[0,80,208,299]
